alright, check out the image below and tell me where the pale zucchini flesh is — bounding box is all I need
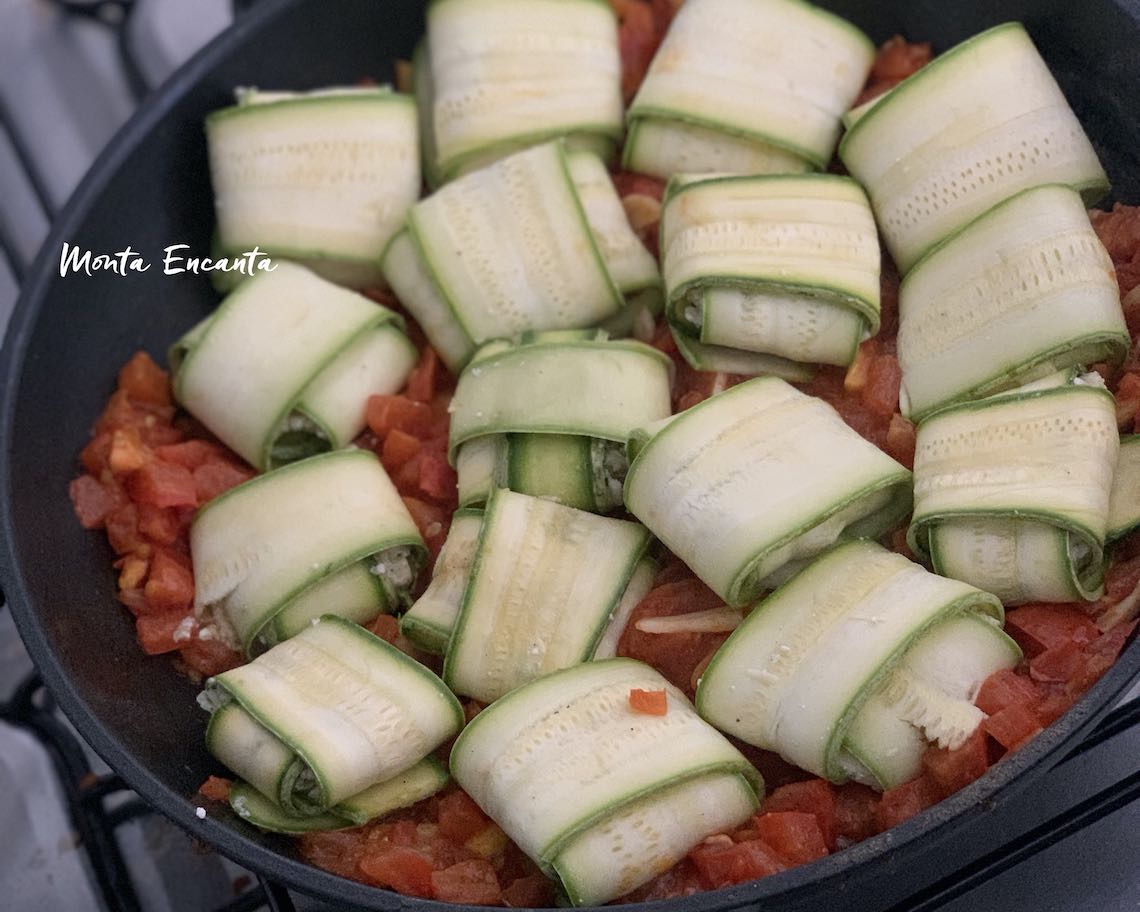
[1108,435,1140,542]
[670,329,816,382]
[267,558,388,646]
[623,377,912,605]
[191,449,425,652]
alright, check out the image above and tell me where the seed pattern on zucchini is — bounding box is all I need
[697,541,1013,787]
[172,263,417,471]
[839,22,1108,274]
[624,377,912,605]
[909,373,1120,604]
[201,616,463,815]
[897,185,1129,420]
[422,0,623,182]
[191,449,426,652]
[450,659,762,905]
[661,174,881,369]
[627,0,874,179]
[207,87,419,288]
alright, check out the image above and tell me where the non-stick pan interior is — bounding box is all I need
[1,1,1139,910]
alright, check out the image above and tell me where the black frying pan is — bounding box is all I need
[1,0,1139,909]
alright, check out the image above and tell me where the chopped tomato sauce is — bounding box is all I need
[629,687,669,715]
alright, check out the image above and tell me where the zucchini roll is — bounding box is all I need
[172,262,416,471]
[839,23,1108,274]
[201,616,461,827]
[898,185,1129,421]
[909,372,1120,604]
[1109,436,1140,543]
[442,490,653,703]
[626,0,874,180]
[207,87,419,288]
[451,659,762,906]
[191,449,426,653]
[624,377,912,606]
[697,541,1019,790]
[449,333,673,511]
[662,174,880,371]
[419,0,623,184]
[382,141,655,371]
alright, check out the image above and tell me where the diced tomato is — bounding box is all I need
[69,475,121,529]
[871,36,933,81]
[833,783,879,844]
[975,668,1042,715]
[144,549,194,614]
[154,439,227,469]
[105,503,145,555]
[618,858,704,902]
[874,775,939,831]
[177,636,243,679]
[502,873,556,908]
[1005,604,1100,657]
[117,554,148,591]
[863,350,902,417]
[431,859,502,905]
[118,587,149,617]
[983,703,1043,753]
[117,351,172,407]
[405,347,442,403]
[438,790,491,843]
[359,846,435,898]
[402,496,450,559]
[80,432,113,476]
[1035,690,1076,725]
[137,503,181,546]
[629,687,668,715]
[136,612,190,655]
[193,460,254,504]
[419,450,458,503]
[883,413,916,469]
[367,613,401,644]
[761,779,838,851]
[1089,619,1138,661]
[381,428,421,473]
[922,729,989,798]
[198,775,232,801]
[689,837,786,889]
[612,0,658,103]
[366,394,434,439]
[1029,639,1087,683]
[753,812,828,866]
[109,427,152,475]
[127,460,198,509]
[611,171,666,203]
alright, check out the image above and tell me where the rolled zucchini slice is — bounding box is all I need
[227,758,449,834]
[696,540,1010,785]
[1109,435,1140,543]
[897,185,1129,420]
[399,508,484,653]
[670,330,816,383]
[624,377,912,606]
[909,373,1120,604]
[423,0,623,182]
[172,263,416,471]
[201,615,463,816]
[383,142,624,371]
[661,174,880,369]
[207,87,419,288]
[443,490,653,702]
[191,449,426,653]
[839,22,1109,274]
[449,335,673,510]
[450,658,761,905]
[626,0,873,178]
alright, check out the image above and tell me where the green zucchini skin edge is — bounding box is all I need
[1108,435,1140,542]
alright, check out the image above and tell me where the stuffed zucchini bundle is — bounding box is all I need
[661,173,880,371]
[417,0,623,185]
[626,0,874,180]
[207,87,419,288]
[897,185,1129,421]
[191,449,426,653]
[201,616,461,832]
[1109,435,1140,543]
[840,23,1108,274]
[383,142,658,371]
[909,371,1121,604]
[451,659,763,906]
[448,332,673,511]
[172,263,417,471]
[697,541,1020,790]
[624,377,912,606]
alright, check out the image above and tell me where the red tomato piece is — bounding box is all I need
[431,860,502,905]
[612,171,666,203]
[359,846,435,897]
[381,428,421,473]
[629,688,668,715]
[69,475,121,529]
[402,496,449,559]
[761,779,838,852]
[863,351,902,417]
[502,873,556,908]
[128,460,198,509]
[366,395,434,439]
[975,668,1042,715]
[367,614,401,644]
[105,503,145,555]
[833,783,879,844]
[178,637,243,679]
[922,729,989,798]
[613,0,658,103]
[437,790,490,843]
[154,439,228,469]
[117,351,172,407]
[983,703,1043,752]
[137,503,181,546]
[198,776,232,801]
[109,427,152,475]
[405,347,441,403]
[193,460,254,504]
[689,837,786,889]
[418,450,458,503]
[80,432,113,476]
[753,812,828,866]
[883,413,916,469]
[1029,639,1088,683]
[136,612,190,655]
[144,549,194,614]
[873,775,939,831]
[1005,604,1100,657]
